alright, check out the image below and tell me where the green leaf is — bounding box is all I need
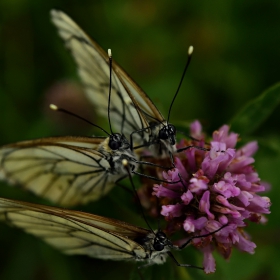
[230,82,280,135]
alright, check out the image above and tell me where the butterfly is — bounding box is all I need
[0,10,189,207]
[0,197,212,270]
[0,133,138,207]
[50,10,193,158]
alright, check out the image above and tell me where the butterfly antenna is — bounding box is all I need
[179,224,228,249]
[122,159,155,234]
[167,46,194,123]
[50,104,110,136]
[107,49,114,134]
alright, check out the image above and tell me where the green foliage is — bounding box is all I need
[0,1,280,280]
[230,83,280,135]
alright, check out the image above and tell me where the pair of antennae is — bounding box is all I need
[51,45,194,139]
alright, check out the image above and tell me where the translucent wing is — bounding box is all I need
[50,10,167,147]
[0,136,135,206]
[0,198,221,270]
[0,198,149,260]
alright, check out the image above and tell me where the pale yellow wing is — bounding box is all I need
[0,197,148,260]
[50,10,166,146]
[0,136,119,206]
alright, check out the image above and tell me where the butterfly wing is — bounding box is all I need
[0,198,149,260]
[0,136,120,206]
[50,10,165,146]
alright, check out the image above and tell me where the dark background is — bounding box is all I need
[0,1,280,279]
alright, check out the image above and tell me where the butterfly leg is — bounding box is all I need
[178,224,228,249]
[138,154,153,176]
[176,145,209,153]
[167,251,203,269]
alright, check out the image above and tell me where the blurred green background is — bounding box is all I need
[0,1,280,279]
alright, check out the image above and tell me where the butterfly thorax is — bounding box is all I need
[98,134,138,175]
[148,121,177,157]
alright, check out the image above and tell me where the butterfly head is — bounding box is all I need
[153,230,172,251]
[135,230,171,251]
[109,133,130,151]
[158,124,176,146]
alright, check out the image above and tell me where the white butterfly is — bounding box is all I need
[0,134,138,206]
[0,197,207,269]
[51,10,192,158]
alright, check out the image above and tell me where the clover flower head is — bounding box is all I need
[152,121,271,273]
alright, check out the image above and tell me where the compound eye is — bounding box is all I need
[159,128,169,140]
[153,239,165,251]
[109,140,120,150]
[109,134,123,150]
[153,241,165,252]
[109,135,122,150]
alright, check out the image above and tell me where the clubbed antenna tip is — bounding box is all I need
[49,104,58,111]
[188,46,194,55]
[108,49,112,58]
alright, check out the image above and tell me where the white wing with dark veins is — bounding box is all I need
[0,136,121,206]
[0,198,149,260]
[51,10,155,145]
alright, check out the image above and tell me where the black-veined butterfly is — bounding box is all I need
[0,197,222,270]
[0,132,138,206]
[51,10,194,158]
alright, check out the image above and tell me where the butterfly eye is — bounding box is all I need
[159,127,169,140]
[109,135,122,150]
[110,141,120,150]
[153,238,165,251]
[153,242,165,251]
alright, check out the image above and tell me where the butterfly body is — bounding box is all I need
[0,135,138,206]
